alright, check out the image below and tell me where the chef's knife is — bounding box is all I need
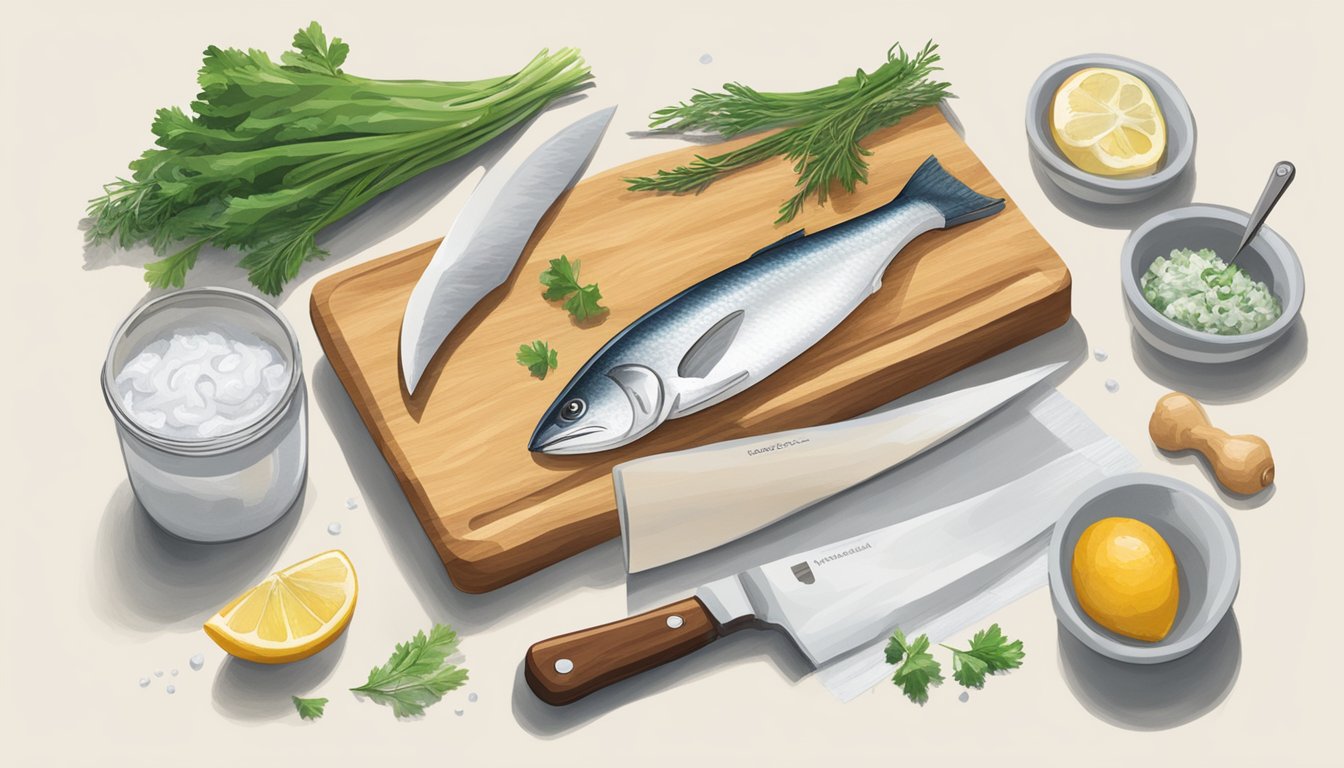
[526,462,1067,705]
[399,107,616,395]
[614,363,1062,573]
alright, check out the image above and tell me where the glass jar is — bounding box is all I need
[101,287,307,542]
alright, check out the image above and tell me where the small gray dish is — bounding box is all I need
[1026,53,1196,204]
[1049,473,1239,665]
[1122,204,1304,363]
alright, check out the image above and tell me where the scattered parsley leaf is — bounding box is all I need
[885,628,943,704]
[516,341,558,379]
[941,624,1025,689]
[350,624,469,719]
[540,255,606,320]
[949,652,990,689]
[292,696,328,720]
[540,255,582,300]
[884,630,910,666]
[564,283,605,322]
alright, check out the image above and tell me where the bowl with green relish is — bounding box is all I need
[1121,204,1303,363]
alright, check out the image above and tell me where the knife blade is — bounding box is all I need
[614,362,1062,573]
[399,106,616,395]
[526,454,1073,705]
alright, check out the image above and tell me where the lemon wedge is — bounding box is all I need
[1050,67,1166,177]
[204,549,358,664]
[1071,517,1179,642]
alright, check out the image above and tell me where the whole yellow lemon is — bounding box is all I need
[1071,517,1179,642]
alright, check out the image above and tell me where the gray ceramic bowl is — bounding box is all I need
[1122,204,1304,363]
[1048,473,1239,665]
[1026,54,1196,204]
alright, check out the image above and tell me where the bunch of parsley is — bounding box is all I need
[87,22,591,295]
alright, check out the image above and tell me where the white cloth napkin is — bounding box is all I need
[816,427,1136,700]
[626,387,1137,701]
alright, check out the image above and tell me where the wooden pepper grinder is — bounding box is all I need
[1149,392,1274,495]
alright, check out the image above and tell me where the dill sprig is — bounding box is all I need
[626,42,950,224]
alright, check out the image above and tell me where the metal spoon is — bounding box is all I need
[1232,161,1295,263]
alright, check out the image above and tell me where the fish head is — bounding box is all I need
[528,364,666,455]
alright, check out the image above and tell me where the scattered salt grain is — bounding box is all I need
[468,692,478,703]
[699,53,713,64]
[328,522,342,536]
[455,708,465,717]
[170,669,178,677]
[959,691,969,703]
[166,685,176,695]
[1093,349,1108,362]
[189,654,205,671]
[139,677,150,688]
[345,497,358,510]
[1105,378,1119,393]
[154,670,164,678]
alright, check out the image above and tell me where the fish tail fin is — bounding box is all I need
[894,156,1004,228]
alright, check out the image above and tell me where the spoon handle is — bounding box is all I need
[1234,161,1295,261]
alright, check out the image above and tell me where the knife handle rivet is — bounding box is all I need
[666,615,684,629]
[554,658,574,675]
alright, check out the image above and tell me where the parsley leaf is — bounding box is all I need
[564,283,605,322]
[350,624,469,719]
[292,696,328,720]
[516,340,559,379]
[143,242,203,289]
[949,652,990,689]
[283,21,349,76]
[540,255,606,320]
[941,623,1024,689]
[540,254,582,300]
[885,628,943,704]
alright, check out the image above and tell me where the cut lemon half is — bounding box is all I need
[204,549,357,664]
[1050,67,1166,177]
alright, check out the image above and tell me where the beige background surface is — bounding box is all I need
[1,0,1338,764]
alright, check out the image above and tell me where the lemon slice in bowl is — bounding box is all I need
[1051,67,1166,177]
[204,549,357,664]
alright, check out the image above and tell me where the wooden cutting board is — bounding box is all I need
[310,107,1071,593]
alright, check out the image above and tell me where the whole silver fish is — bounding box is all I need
[528,156,1004,455]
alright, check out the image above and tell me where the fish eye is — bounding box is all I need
[559,398,586,422]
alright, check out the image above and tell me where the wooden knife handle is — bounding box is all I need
[525,597,719,706]
[1149,392,1275,495]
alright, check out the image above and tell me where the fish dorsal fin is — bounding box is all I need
[678,310,745,378]
[749,229,805,258]
[607,364,665,432]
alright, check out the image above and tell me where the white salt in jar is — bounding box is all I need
[101,288,307,541]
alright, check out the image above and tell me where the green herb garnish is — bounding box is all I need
[1140,248,1282,335]
[292,696,328,720]
[626,42,951,223]
[885,629,943,704]
[941,623,1025,689]
[540,255,606,321]
[516,340,559,379]
[350,624,469,719]
[87,22,592,295]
